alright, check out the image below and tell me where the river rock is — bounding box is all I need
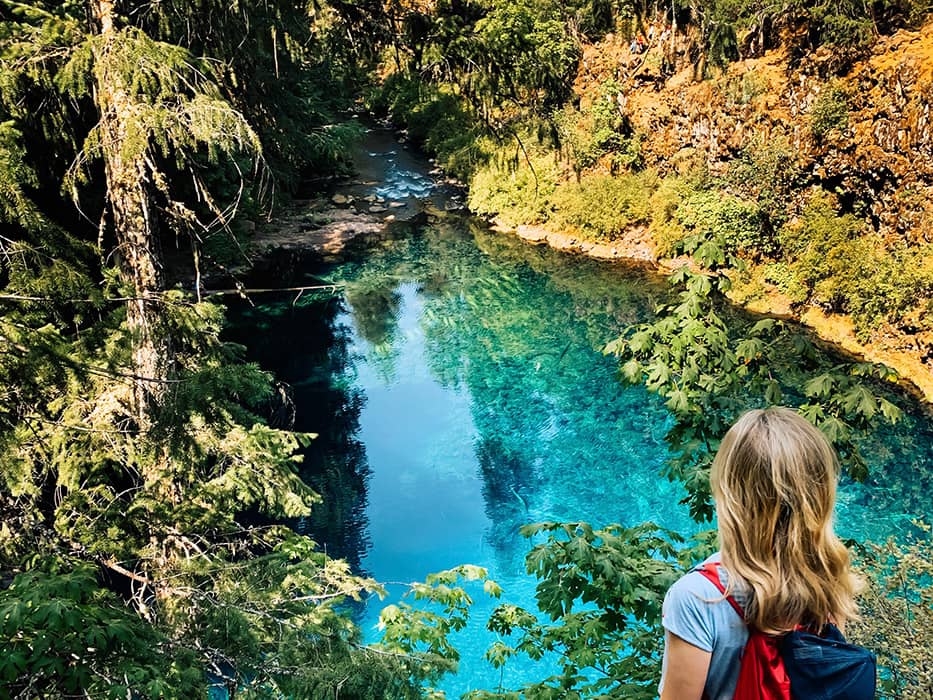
[369,205,388,213]
[389,201,406,208]
[515,224,549,242]
[331,194,350,205]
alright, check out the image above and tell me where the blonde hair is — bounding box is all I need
[710,407,860,633]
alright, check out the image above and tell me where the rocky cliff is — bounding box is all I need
[569,21,933,400]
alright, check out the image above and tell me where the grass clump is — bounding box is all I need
[810,84,850,142]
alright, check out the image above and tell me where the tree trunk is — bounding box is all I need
[89,0,171,430]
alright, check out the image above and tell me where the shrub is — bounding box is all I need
[474,0,581,110]
[810,84,850,141]
[848,244,933,338]
[762,262,810,304]
[778,191,933,337]
[674,190,764,256]
[551,170,659,240]
[778,190,865,311]
[552,79,641,176]
[729,131,801,237]
[850,529,933,699]
[468,149,561,227]
[723,72,768,106]
[646,181,762,260]
[648,175,705,257]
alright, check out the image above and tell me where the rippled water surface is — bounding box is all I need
[227,206,933,695]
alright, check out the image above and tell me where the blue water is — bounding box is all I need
[227,216,933,697]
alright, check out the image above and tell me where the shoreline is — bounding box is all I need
[491,217,933,406]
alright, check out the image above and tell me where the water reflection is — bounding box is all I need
[225,291,373,572]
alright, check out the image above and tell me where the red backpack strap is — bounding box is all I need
[695,562,747,622]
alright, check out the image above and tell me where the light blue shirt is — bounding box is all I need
[659,554,750,700]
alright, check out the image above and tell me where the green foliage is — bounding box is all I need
[779,190,866,310]
[0,2,422,696]
[722,72,767,106]
[607,224,903,517]
[378,565,501,688]
[761,261,810,303]
[468,149,562,226]
[472,0,581,110]
[810,84,850,141]
[552,80,640,175]
[850,526,933,698]
[728,131,802,235]
[647,174,703,257]
[800,0,876,52]
[845,244,933,338]
[774,191,933,337]
[465,523,717,699]
[559,0,635,40]
[551,170,659,240]
[671,189,764,257]
[375,76,492,182]
[0,561,204,698]
[138,0,366,186]
[368,0,581,186]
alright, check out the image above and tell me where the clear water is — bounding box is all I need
[226,216,933,697]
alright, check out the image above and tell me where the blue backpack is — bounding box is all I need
[780,624,877,700]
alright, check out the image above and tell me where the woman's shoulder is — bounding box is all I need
[665,553,752,610]
[662,554,732,652]
[666,554,726,603]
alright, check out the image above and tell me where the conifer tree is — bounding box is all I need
[0,1,435,695]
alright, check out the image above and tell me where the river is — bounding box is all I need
[224,129,933,696]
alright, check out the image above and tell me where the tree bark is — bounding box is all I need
[89,0,171,430]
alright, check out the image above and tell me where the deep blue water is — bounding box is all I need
[226,214,933,697]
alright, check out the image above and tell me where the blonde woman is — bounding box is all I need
[658,407,860,700]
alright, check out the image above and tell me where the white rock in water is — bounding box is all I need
[389,201,406,208]
[331,193,349,204]
[369,205,388,213]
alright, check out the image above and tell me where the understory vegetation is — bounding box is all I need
[2,0,933,697]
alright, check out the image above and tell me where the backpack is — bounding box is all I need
[696,562,876,700]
